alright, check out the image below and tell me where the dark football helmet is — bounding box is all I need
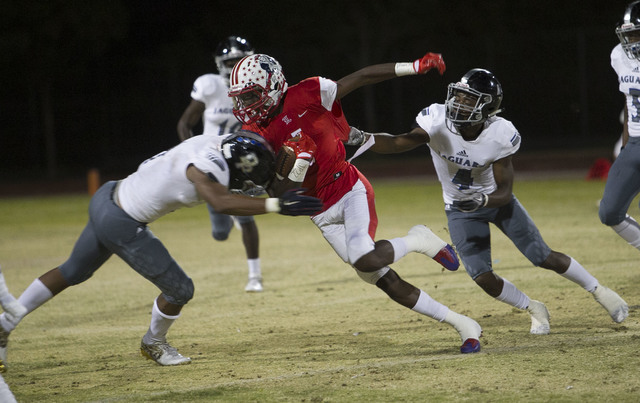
[445,68,503,133]
[221,130,275,196]
[215,36,255,80]
[617,1,640,60]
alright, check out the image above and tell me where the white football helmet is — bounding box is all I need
[228,54,288,125]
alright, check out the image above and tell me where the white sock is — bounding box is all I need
[0,278,53,332]
[388,238,408,263]
[612,215,640,249]
[247,258,261,279]
[0,269,25,318]
[443,310,475,341]
[0,375,17,403]
[496,278,530,310]
[560,257,598,292]
[143,298,179,344]
[404,227,446,257]
[411,290,449,321]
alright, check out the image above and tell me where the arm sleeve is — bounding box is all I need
[318,77,338,111]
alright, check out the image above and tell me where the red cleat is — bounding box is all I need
[432,244,459,271]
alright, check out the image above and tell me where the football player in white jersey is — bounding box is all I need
[177,36,265,292]
[0,131,322,368]
[349,68,629,334]
[0,266,25,402]
[599,1,640,253]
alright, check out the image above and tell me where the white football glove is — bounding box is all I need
[346,126,369,146]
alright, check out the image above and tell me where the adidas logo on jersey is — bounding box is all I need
[634,66,640,73]
[456,150,468,157]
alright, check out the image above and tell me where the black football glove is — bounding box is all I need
[279,188,323,216]
[452,193,488,213]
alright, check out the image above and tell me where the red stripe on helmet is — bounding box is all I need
[231,55,250,86]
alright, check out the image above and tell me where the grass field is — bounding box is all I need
[0,176,639,402]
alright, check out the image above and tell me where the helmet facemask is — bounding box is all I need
[617,23,640,60]
[229,180,269,197]
[229,54,288,125]
[445,84,494,133]
[230,83,279,125]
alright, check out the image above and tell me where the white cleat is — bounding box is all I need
[593,285,629,323]
[527,300,550,335]
[244,277,263,293]
[140,339,191,366]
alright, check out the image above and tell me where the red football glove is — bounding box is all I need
[283,131,316,161]
[413,52,446,75]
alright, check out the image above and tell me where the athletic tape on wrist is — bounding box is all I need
[265,198,281,213]
[288,159,310,182]
[395,62,416,76]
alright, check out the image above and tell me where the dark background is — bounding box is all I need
[0,0,630,185]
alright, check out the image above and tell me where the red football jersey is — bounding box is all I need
[245,77,365,209]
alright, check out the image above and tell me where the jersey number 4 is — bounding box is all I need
[452,168,473,190]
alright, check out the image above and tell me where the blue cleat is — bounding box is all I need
[432,244,459,271]
[460,338,481,354]
[406,225,459,270]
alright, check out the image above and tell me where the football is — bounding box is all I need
[275,145,296,180]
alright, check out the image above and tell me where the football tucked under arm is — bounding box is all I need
[275,145,297,181]
[270,131,317,196]
[269,145,304,197]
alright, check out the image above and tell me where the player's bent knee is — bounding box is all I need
[599,203,624,226]
[212,231,230,241]
[355,266,390,285]
[165,278,194,305]
[58,265,95,285]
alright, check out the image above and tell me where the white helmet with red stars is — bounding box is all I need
[228,54,288,125]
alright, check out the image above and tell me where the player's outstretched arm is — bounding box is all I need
[336,52,445,99]
[187,165,322,216]
[347,126,430,154]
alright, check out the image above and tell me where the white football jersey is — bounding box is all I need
[611,44,640,138]
[191,74,243,136]
[416,103,521,205]
[117,134,230,223]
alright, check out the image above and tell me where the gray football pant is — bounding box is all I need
[58,181,194,305]
[446,196,551,280]
[599,136,640,226]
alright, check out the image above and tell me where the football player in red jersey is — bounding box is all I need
[228,53,483,354]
